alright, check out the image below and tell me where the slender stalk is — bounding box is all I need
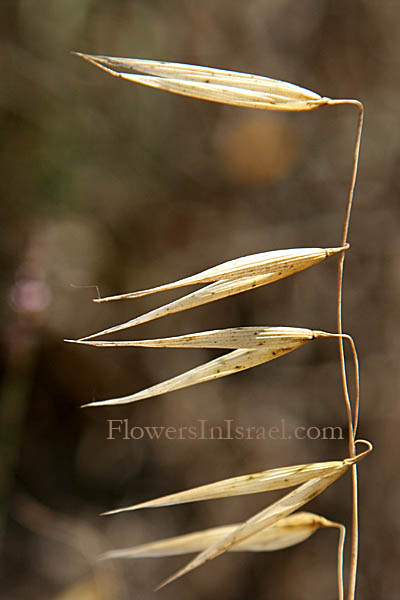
[328,99,364,600]
[324,333,360,437]
[336,522,346,600]
[342,334,360,437]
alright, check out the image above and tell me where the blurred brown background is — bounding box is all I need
[1,1,399,598]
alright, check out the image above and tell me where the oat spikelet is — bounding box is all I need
[80,327,322,407]
[70,326,315,350]
[73,53,331,111]
[100,512,337,559]
[156,443,370,589]
[92,246,347,304]
[102,457,350,515]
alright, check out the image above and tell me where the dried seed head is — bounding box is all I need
[102,458,348,515]
[99,512,336,559]
[74,53,331,111]
[92,246,347,304]
[155,444,370,588]
[72,326,315,350]
[79,327,319,407]
[156,471,346,589]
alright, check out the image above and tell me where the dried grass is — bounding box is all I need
[72,53,369,599]
[100,512,339,557]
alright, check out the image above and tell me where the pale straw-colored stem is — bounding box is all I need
[328,99,364,600]
[320,332,360,437]
[342,334,360,437]
[335,522,346,600]
[322,519,346,600]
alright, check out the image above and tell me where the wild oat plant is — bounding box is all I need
[70,52,372,599]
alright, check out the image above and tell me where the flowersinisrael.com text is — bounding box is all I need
[107,419,344,441]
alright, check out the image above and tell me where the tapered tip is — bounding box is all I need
[100,507,127,516]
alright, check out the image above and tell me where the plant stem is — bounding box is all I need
[328,99,364,600]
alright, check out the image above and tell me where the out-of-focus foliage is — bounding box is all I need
[0,1,399,598]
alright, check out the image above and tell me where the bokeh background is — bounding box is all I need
[1,1,399,598]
